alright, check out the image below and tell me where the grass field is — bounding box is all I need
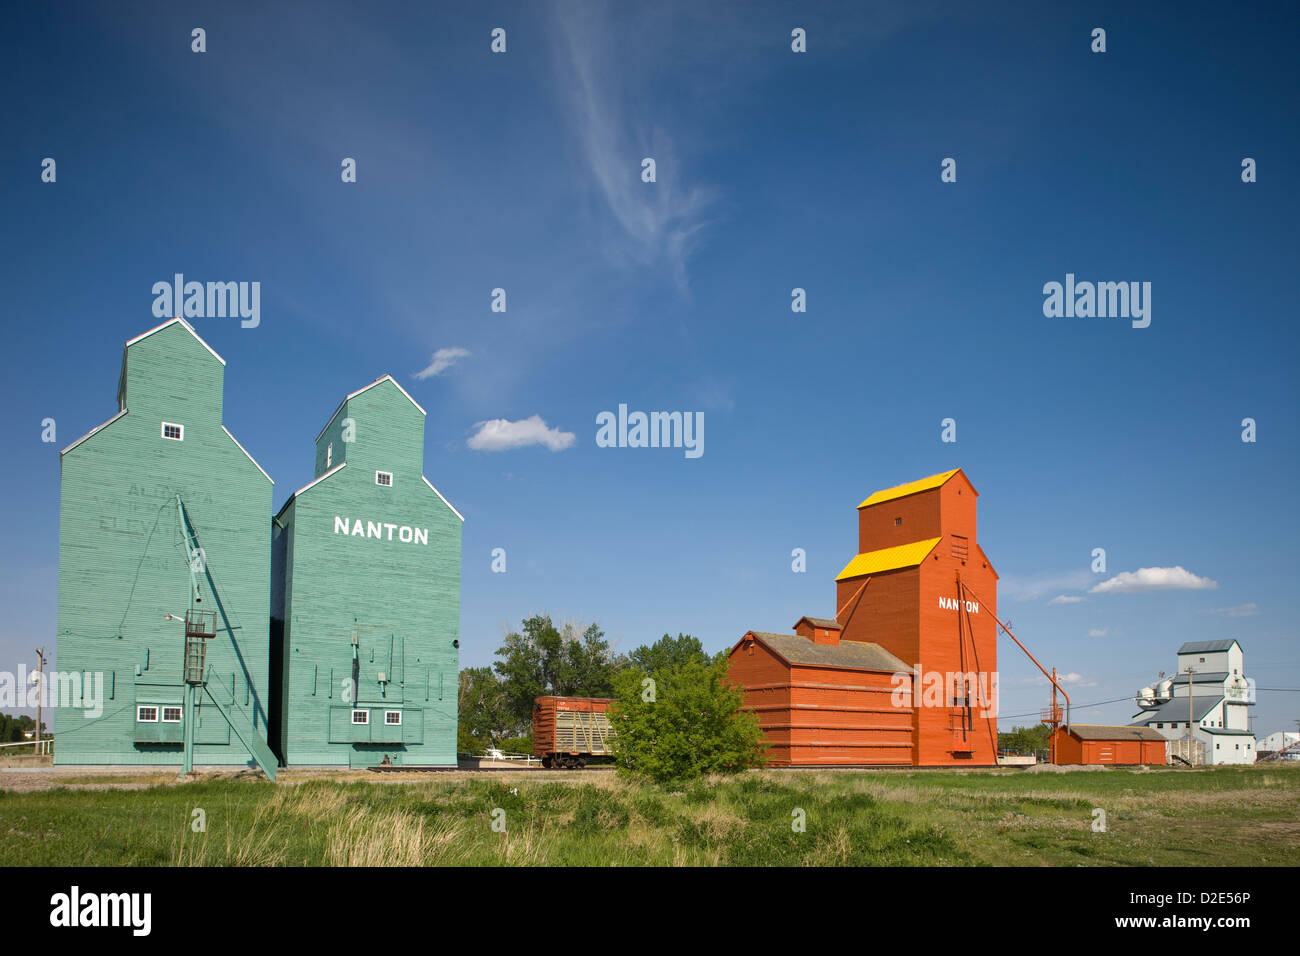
[2,764,1297,866]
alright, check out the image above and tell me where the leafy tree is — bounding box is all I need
[627,633,715,674]
[997,723,1051,754]
[492,615,621,730]
[497,735,533,755]
[457,666,519,752]
[609,657,765,783]
[0,714,42,743]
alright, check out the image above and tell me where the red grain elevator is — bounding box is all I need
[729,468,1000,767]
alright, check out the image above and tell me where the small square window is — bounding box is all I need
[161,422,184,441]
[385,711,402,725]
[137,706,159,723]
[162,706,183,723]
[351,709,369,725]
[894,517,902,526]
[375,471,393,487]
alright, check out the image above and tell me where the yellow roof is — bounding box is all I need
[835,538,941,582]
[857,469,960,509]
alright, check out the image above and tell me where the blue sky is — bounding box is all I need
[2,1,1297,735]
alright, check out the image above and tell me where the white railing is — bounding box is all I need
[0,739,52,755]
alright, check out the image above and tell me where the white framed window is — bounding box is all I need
[385,711,402,726]
[161,422,184,441]
[351,709,369,725]
[375,471,393,487]
[137,705,159,722]
[326,442,333,468]
[162,706,183,723]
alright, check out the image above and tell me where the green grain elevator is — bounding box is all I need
[270,375,463,767]
[55,319,276,770]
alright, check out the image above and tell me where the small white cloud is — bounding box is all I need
[1030,672,1096,687]
[413,347,470,380]
[1049,595,1085,605]
[1089,566,1217,595]
[1200,602,1258,618]
[1057,672,1097,687]
[467,415,575,452]
[1088,628,1108,638]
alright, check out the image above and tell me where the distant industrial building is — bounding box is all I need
[1131,639,1255,765]
[1256,731,1299,761]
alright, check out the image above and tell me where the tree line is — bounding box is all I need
[0,713,43,743]
[458,616,764,781]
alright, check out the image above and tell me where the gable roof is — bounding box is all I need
[1131,695,1223,725]
[124,316,226,366]
[1066,724,1167,743]
[794,616,841,630]
[274,461,347,521]
[836,538,941,582]
[1171,671,1229,685]
[422,474,464,523]
[1178,639,1239,655]
[737,631,909,672]
[314,374,427,443]
[857,469,962,509]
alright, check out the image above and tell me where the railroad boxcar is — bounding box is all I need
[533,696,614,768]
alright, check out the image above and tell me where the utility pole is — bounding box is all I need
[33,647,46,754]
[1187,666,1195,766]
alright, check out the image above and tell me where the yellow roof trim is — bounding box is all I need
[835,538,941,582]
[857,469,960,509]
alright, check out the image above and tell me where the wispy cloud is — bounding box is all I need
[1048,594,1085,605]
[552,6,715,290]
[413,347,470,380]
[1088,628,1108,638]
[467,415,575,452]
[1200,602,1258,617]
[1000,569,1093,602]
[1089,566,1218,595]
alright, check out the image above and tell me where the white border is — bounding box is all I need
[61,409,127,456]
[314,374,427,443]
[221,425,273,484]
[375,470,393,487]
[384,710,402,726]
[161,421,184,441]
[422,475,465,523]
[136,705,159,723]
[126,317,226,367]
[274,462,347,521]
[351,709,369,725]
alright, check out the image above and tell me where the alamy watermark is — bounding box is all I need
[596,404,703,459]
[890,666,999,719]
[0,666,104,718]
[1042,273,1150,328]
[151,274,260,328]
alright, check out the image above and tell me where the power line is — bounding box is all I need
[997,695,1135,722]
[998,687,1300,724]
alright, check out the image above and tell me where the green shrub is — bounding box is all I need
[610,657,766,784]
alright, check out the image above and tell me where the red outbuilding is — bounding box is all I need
[1051,725,1168,765]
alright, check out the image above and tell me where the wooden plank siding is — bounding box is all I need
[271,377,462,768]
[55,319,272,766]
[729,469,999,767]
